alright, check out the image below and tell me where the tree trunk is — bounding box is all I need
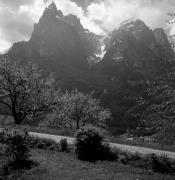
[76,119,80,129]
[14,115,21,124]
[12,108,21,124]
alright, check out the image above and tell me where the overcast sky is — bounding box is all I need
[0,0,175,53]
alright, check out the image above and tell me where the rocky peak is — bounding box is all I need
[62,14,84,33]
[153,28,171,49]
[119,19,157,49]
[104,19,157,53]
[9,2,90,69]
[42,1,63,18]
[48,1,57,10]
[119,19,148,31]
[100,19,175,78]
[119,19,150,37]
[30,2,64,41]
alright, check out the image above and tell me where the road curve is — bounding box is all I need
[29,132,175,159]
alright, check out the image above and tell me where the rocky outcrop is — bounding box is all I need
[9,2,101,70]
[100,19,174,79]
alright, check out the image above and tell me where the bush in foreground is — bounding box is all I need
[144,154,175,174]
[28,136,59,151]
[0,128,17,144]
[5,131,32,169]
[75,126,117,162]
[115,149,175,175]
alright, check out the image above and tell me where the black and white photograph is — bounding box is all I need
[0,0,175,179]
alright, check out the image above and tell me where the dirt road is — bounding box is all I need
[29,132,175,159]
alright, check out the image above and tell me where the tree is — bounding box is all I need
[44,89,111,129]
[128,78,175,139]
[0,56,56,124]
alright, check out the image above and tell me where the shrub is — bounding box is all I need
[37,142,45,149]
[60,138,68,152]
[37,138,55,149]
[0,128,61,152]
[75,126,117,162]
[5,131,30,166]
[129,152,142,161]
[0,128,16,144]
[1,164,9,176]
[122,151,142,162]
[75,126,103,161]
[144,153,175,174]
[27,136,59,150]
[99,143,119,161]
[118,155,128,164]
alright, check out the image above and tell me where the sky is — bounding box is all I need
[0,0,175,53]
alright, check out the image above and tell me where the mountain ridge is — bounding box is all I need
[100,19,174,80]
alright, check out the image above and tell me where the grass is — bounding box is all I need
[1,147,175,180]
[1,123,75,137]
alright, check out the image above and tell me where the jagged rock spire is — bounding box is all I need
[48,1,57,10]
[43,1,57,15]
[42,1,63,17]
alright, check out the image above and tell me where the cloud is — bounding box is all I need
[86,0,175,33]
[53,0,104,34]
[0,0,34,10]
[0,0,45,53]
[0,9,33,42]
[69,0,101,10]
[0,36,11,54]
[0,0,175,53]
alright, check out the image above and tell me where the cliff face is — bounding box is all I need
[100,19,174,80]
[153,28,174,57]
[8,2,101,69]
[9,2,90,69]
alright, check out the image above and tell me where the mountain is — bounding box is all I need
[8,2,101,69]
[97,19,175,133]
[4,3,175,134]
[9,2,86,68]
[100,19,175,81]
[7,2,102,90]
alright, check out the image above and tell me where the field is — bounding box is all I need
[1,147,175,180]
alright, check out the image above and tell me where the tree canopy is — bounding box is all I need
[42,89,111,129]
[0,56,56,124]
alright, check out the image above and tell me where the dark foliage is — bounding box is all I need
[1,164,9,176]
[0,128,61,151]
[107,147,175,175]
[75,126,103,161]
[5,131,32,169]
[60,138,69,152]
[27,136,60,151]
[144,154,175,174]
[118,155,128,164]
[75,126,118,161]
